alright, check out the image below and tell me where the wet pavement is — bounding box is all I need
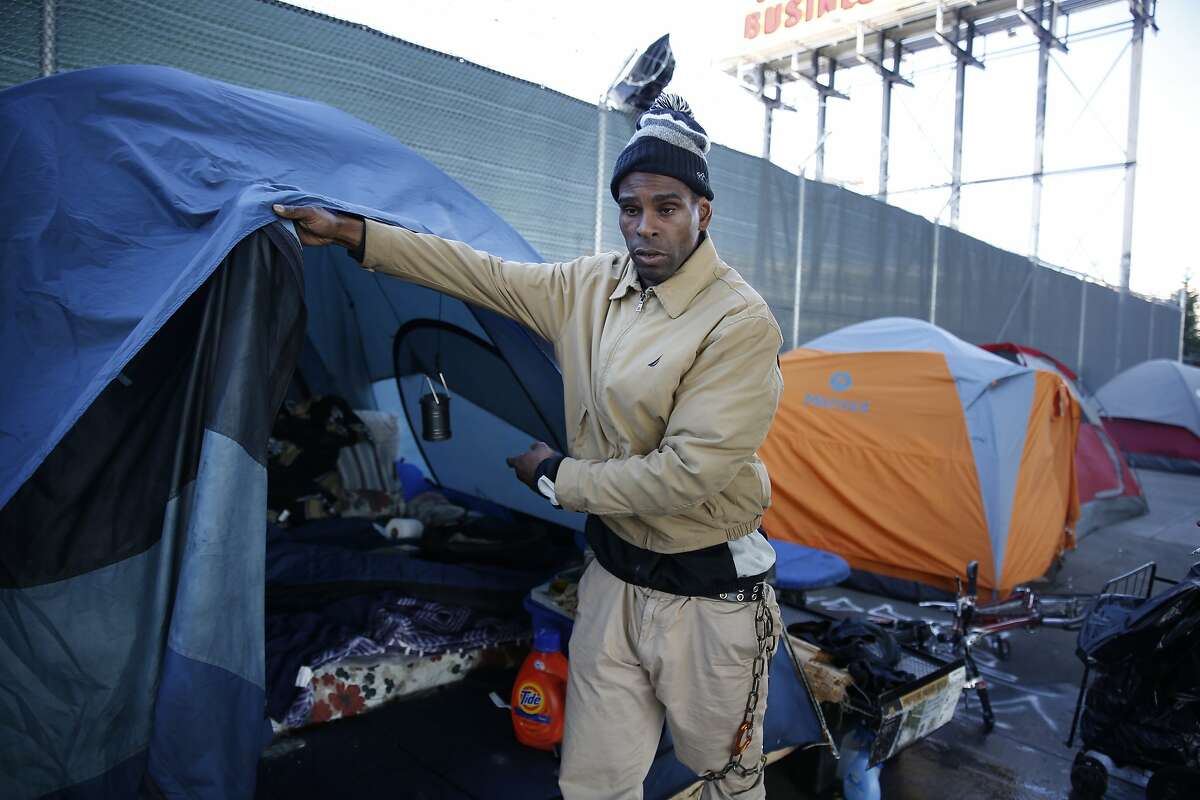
[765,468,1198,799]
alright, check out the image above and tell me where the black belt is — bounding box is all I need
[708,581,765,603]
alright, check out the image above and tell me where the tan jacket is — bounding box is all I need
[361,219,784,554]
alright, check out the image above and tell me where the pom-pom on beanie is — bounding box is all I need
[610,93,713,201]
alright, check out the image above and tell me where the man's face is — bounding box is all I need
[617,172,712,287]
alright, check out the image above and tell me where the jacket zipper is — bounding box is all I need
[594,288,652,416]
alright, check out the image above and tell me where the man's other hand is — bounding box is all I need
[272,204,364,250]
[506,442,558,490]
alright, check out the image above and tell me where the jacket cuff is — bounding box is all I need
[535,455,564,484]
[552,458,585,513]
[349,216,368,263]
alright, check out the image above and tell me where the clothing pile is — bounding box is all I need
[267,395,393,525]
[788,619,916,699]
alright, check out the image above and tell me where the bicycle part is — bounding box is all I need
[961,643,994,733]
[918,600,956,612]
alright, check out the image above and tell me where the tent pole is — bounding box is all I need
[40,0,56,77]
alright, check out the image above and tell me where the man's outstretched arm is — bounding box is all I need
[273,205,583,343]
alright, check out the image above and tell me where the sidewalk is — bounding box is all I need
[769,469,1198,799]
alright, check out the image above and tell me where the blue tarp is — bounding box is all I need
[0,63,562,511]
[0,64,570,798]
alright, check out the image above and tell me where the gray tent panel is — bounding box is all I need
[1095,359,1200,438]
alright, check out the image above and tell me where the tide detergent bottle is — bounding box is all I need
[511,627,569,751]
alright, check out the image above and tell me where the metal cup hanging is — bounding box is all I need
[420,372,452,441]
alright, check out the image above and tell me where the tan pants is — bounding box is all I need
[559,560,782,800]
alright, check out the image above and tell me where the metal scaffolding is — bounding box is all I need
[736,0,1165,362]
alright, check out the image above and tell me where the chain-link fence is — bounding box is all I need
[0,0,1182,389]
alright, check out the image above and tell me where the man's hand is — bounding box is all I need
[272,204,364,250]
[506,442,559,490]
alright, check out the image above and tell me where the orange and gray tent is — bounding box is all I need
[760,318,1081,596]
[982,343,1147,535]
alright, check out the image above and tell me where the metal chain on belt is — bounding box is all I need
[701,592,777,789]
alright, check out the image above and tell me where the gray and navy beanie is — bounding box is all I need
[610,93,713,201]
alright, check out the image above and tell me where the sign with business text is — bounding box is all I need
[717,0,957,70]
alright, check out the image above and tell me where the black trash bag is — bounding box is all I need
[1078,569,1200,771]
[1081,657,1200,770]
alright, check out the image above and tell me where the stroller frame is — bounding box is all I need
[1064,560,1177,749]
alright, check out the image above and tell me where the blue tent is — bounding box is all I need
[0,66,822,798]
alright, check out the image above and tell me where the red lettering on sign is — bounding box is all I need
[842,0,856,9]
[818,0,838,16]
[806,0,815,21]
[745,12,761,39]
[785,0,803,27]
[764,3,783,34]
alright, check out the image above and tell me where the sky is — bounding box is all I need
[292,0,1197,301]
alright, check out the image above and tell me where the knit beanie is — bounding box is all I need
[610,93,713,201]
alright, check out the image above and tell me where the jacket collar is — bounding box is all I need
[608,234,722,319]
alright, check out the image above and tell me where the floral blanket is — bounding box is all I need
[275,650,481,732]
[273,596,529,732]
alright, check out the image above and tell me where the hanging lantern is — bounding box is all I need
[420,373,452,441]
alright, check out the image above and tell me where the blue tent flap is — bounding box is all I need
[0,64,560,510]
[0,65,569,798]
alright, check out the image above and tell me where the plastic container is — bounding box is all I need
[523,589,575,648]
[837,724,882,800]
[510,627,569,751]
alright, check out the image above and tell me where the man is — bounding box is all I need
[274,93,785,799]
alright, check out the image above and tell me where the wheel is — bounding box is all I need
[1070,753,1108,800]
[1147,766,1200,799]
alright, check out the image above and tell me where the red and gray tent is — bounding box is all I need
[1095,359,1200,475]
[982,344,1147,534]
